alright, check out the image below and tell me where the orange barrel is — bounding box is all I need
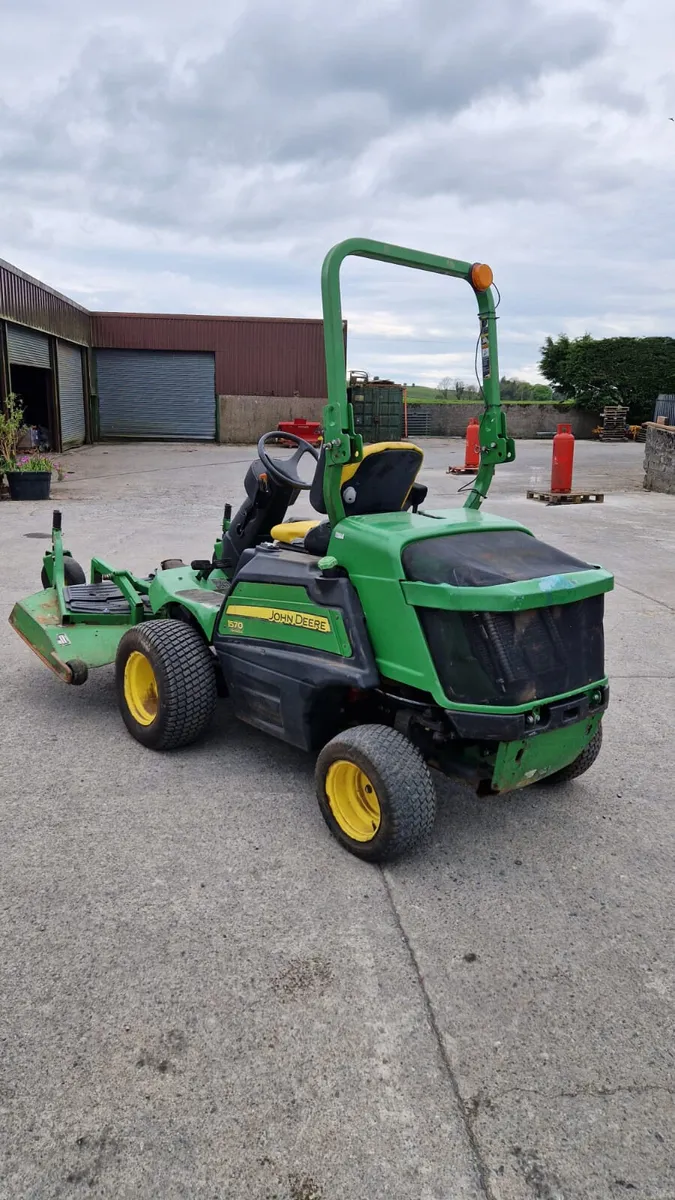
[465,418,480,469]
[551,423,575,493]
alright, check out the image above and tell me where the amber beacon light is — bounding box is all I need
[470,263,493,292]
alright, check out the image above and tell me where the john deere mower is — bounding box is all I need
[10,239,613,861]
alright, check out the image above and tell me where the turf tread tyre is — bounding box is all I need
[316,723,436,862]
[541,724,603,785]
[116,619,217,750]
[41,557,86,589]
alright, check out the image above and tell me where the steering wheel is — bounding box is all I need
[257,430,320,490]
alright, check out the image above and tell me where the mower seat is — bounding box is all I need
[311,441,424,517]
[270,519,321,545]
[219,459,302,573]
[269,442,425,554]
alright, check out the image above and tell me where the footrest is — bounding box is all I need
[64,583,146,615]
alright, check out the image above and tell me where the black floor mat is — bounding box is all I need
[63,583,150,615]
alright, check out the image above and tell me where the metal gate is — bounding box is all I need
[405,405,431,437]
[655,395,675,425]
[6,322,50,369]
[96,349,216,440]
[57,340,86,448]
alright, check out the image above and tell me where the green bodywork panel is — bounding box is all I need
[219,581,352,656]
[402,569,613,614]
[491,714,603,792]
[148,567,227,640]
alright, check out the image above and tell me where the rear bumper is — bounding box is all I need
[491,712,603,792]
[448,683,608,742]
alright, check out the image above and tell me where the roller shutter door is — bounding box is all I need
[96,350,216,440]
[57,341,86,448]
[6,323,50,368]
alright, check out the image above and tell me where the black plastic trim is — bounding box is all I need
[447,685,609,742]
[212,546,380,750]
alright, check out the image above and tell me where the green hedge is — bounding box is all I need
[540,334,675,422]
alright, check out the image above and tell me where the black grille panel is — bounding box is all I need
[419,595,605,706]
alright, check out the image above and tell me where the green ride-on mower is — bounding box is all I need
[10,239,613,862]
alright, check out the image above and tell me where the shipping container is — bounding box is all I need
[348,375,404,442]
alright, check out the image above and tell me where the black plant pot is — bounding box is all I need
[5,471,52,501]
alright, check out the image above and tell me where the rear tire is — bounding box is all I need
[116,619,217,750]
[41,556,86,589]
[541,724,603,785]
[316,724,436,862]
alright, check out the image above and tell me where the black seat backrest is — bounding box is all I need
[220,460,299,573]
[310,442,423,517]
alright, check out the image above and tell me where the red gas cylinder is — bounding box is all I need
[465,418,480,469]
[551,423,575,493]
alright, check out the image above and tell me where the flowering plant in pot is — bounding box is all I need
[0,394,62,500]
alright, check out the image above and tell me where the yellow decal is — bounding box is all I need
[226,604,331,634]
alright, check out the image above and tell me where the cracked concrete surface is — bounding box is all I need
[0,439,673,1199]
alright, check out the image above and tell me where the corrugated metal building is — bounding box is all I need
[91,313,330,398]
[0,259,91,450]
[1,258,334,447]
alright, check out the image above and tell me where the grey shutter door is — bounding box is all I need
[96,350,216,440]
[6,322,50,368]
[57,341,86,448]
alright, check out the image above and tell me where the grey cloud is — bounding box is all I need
[384,122,632,206]
[580,75,647,115]
[0,0,611,240]
[4,0,669,387]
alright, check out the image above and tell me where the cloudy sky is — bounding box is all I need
[1,0,674,386]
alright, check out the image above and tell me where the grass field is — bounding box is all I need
[405,385,572,407]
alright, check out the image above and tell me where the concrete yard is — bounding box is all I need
[0,438,673,1200]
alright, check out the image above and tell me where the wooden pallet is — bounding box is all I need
[526,489,604,505]
[447,465,478,475]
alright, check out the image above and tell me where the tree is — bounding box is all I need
[498,377,552,402]
[531,383,553,402]
[540,334,577,398]
[436,376,453,399]
[539,334,675,420]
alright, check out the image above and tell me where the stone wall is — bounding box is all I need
[218,395,325,444]
[643,423,675,494]
[217,395,598,444]
[407,403,597,439]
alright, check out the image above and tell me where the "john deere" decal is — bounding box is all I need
[226,604,331,634]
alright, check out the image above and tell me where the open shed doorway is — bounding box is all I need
[9,364,55,450]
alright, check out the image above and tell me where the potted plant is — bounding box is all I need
[0,394,62,500]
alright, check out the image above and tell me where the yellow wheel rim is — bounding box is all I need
[325,759,381,842]
[123,651,159,726]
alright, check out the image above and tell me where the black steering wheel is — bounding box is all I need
[257,430,320,490]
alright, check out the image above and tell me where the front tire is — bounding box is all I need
[541,724,603,785]
[316,724,436,862]
[116,620,217,750]
[41,556,86,589]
